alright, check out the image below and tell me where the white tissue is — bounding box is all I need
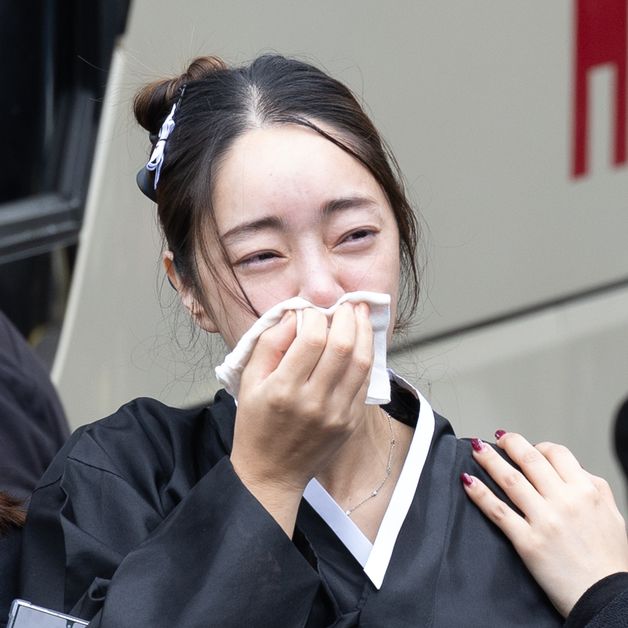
[215,291,391,404]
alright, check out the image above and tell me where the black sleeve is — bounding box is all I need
[0,311,69,500]
[563,572,628,628]
[20,418,322,627]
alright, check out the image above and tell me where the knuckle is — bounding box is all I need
[330,339,353,359]
[301,329,327,351]
[521,448,544,465]
[503,471,522,489]
[299,398,322,420]
[592,475,610,492]
[489,500,510,524]
[353,353,372,375]
[323,412,350,434]
[267,388,293,411]
[578,481,599,503]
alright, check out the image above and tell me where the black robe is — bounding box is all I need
[19,386,564,627]
[0,310,69,625]
[0,310,68,501]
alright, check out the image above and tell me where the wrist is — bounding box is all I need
[230,454,306,537]
[230,446,311,494]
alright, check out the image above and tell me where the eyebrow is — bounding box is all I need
[219,195,379,245]
[220,215,286,246]
[322,195,380,216]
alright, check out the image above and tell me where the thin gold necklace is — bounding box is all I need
[345,410,396,517]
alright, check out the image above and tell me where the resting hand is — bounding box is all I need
[462,432,628,617]
[231,303,373,534]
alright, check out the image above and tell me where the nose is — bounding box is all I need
[296,254,345,308]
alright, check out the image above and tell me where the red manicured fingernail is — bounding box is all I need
[460,472,474,487]
[471,438,484,452]
[495,429,506,440]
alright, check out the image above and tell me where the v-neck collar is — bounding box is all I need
[303,370,436,589]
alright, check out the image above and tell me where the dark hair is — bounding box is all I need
[0,492,25,536]
[134,54,420,330]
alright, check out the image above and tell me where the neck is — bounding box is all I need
[317,404,414,543]
[316,405,394,505]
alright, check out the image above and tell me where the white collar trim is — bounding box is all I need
[303,370,436,589]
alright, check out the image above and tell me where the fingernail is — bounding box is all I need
[495,429,506,440]
[460,472,474,487]
[357,302,370,318]
[471,438,485,452]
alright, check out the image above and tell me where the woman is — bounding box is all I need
[18,54,628,626]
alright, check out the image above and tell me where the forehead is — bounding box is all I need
[212,124,391,230]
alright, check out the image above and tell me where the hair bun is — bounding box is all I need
[133,55,228,135]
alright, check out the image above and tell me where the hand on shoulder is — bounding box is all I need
[461,431,628,617]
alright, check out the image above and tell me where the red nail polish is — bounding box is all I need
[495,429,506,440]
[471,438,484,452]
[461,472,474,487]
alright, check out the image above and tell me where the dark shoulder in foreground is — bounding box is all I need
[35,389,237,493]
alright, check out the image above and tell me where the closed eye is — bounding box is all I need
[234,251,280,268]
[339,228,377,245]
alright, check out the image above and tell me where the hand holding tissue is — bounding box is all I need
[215,292,391,404]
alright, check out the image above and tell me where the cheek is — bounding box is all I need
[194,268,260,348]
[349,248,400,294]
[235,273,297,316]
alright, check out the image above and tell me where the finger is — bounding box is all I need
[535,441,587,483]
[243,311,297,380]
[461,473,531,547]
[307,303,365,398]
[470,439,547,520]
[275,308,329,382]
[335,302,374,403]
[318,302,374,403]
[494,432,565,497]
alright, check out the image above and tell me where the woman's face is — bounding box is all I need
[203,123,401,349]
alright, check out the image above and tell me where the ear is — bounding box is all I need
[162,251,219,333]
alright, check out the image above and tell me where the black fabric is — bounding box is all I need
[0,527,21,627]
[564,572,628,628]
[0,310,69,501]
[19,388,565,627]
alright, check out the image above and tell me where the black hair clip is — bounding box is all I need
[136,166,157,202]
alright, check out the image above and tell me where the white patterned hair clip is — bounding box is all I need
[144,85,186,190]
[145,103,176,188]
